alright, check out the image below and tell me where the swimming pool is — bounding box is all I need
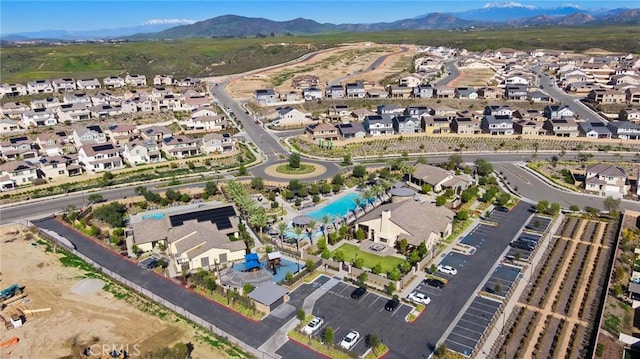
[141,213,165,220]
[307,192,361,221]
[233,258,305,283]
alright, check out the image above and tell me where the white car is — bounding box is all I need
[437,264,457,276]
[340,330,360,350]
[302,316,324,335]
[407,292,431,305]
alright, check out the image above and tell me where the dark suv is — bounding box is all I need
[351,287,367,299]
[385,298,400,311]
[424,278,446,289]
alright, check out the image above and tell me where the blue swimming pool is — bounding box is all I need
[307,192,361,221]
[141,213,165,220]
[233,258,304,283]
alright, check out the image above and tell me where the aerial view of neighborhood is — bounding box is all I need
[2,0,640,358]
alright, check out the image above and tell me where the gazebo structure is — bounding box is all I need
[292,215,313,227]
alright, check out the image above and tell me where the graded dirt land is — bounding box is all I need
[226,42,413,100]
[0,224,239,359]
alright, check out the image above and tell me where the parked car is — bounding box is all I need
[437,265,457,275]
[302,316,324,335]
[407,292,431,305]
[511,240,535,251]
[351,287,367,299]
[340,330,360,350]
[385,298,400,311]
[423,278,446,289]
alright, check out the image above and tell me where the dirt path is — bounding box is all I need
[521,218,587,358]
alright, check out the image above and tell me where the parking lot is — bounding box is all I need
[483,264,522,298]
[444,296,502,357]
[525,215,552,233]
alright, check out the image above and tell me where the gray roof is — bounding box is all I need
[586,163,626,178]
[248,282,289,305]
[579,121,612,135]
[169,221,245,259]
[413,164,451,185]
[337,122,366,136]
[629,281,640,295]
[389,187,416,197]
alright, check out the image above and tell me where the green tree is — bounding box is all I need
[333,250,345,262]
[421,184,433,194]
[456,210,469,221]
[547,202,561,216]
[203,181,218,198]
[332,173,344,186]
[387,268,401,281]
[87,193,104,203]
[497,192,511,207]
[435,343,447,357]
[475,159,493,177]
[357,271,368,283]
[366,333,381,349]
[448,154,463,169]
[354,256,364,269]
[372,263,383,274]
[352,165,367,178]
[435,195,447,206]
[296,308,306,321]
[535,200,549,213]
[385,282,396,295]
[250,177,264,190]
[288,179,302,191]
[237,164,248,176]
[243,283,255,295]
[323,326,334,344]
[289,152,301,169]
[604,196,621,213]
[342,154,352,165]
[93,202,127,227]
[320,182,332,194]
[165,188,182,202]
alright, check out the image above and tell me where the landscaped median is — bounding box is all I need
[288,326,389,359]
[406,303,425,323]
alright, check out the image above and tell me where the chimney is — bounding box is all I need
[380,210,391,235]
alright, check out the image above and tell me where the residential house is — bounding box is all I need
[0,136,37,161]
[130,204,244,270]
[430,105,458,119]
[433,86,455,98]
[305,123,339,141]
[125,74,147,87]
[63,92,92,106]
[103,76,126,89]
[184,95,211,110]
[504,85,528,100]
[587,88,626,104]
[90,104,123,119]
[151,86,173,99]
[1,102,30,119]
[51,78,77,92]
[302,87,323,101]
[405,106,430,119]
[607,121,640,140]
[73,125,107,145]
[0,83,28,97]
[123,140,162,166]
[355,200,455,250]
[477,87,501,100]
[528,91,552,103]
[413,85,434,99]
[21,108,57,127]
[350,109,376,122]
[153,75,174,86]
[90,92,114,106]
[421,116,451,134]
[363,115,394,136]
[484,105,513,117]
[37,154,82,179]
[200,133,236,154]
[584,163,628,198]
[325,105,350,123]
[543,118,580,137]
[161,135,201,159]
[77,78,102,90]
[544,105,574,119]
[579,121,612,139]
[455,87,478,99]
[620,108,640,123]
[387,85,413,98]
[140,125,172,141]
[513,119,546,136]
[176,77,200,87]
[131,96,154,112]
[504,74,530,86]
[513,109,544,122]
[271,107,311,127]
[0,119,21,134]
[279,91,300,102]
[31,97,61,110]
[156,94,182,111]
[411,164,472,193]
[393,115,423,134]
[183,115,227,131]
[377,105,404,116]
[254,89,277,105]
[366,88,388,98]
[399,74,423,88]
[0,161,37,187]
[451,117,481,135]
[57,103,91,123]
[34,132,74,156]
[106,124,138,145]
[77,143,124,174]
[482,115,514,135]
[325,85,345,99]
[336,122,367,139]
[626,87,640,104]
[346,82,366,98]
[26,80,53,94]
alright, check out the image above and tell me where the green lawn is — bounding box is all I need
[333,243,405,273]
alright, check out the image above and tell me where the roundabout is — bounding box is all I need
[262,161,327,179]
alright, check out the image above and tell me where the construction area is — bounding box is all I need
[490,216,617,358]
[0,223,246,359]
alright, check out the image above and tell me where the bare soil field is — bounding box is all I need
[0,224,243,359]
[448,68,496,87]
[226,43,410,99]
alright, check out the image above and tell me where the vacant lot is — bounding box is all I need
[491,216,616,359]
[0,224,245,359]
[449,68,496,87]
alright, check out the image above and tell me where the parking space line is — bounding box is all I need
[337,285,350,296]
[391,306,401,317]
[449,329,482,343]
[368,296,380,308]
[445,337,475,351]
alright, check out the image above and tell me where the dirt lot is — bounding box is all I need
[0,224,241,359]
[449,68,496,87]
[226,42,412,99]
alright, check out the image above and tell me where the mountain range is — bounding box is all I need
[3,2,639,41]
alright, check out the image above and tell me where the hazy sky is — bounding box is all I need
[2,1,636,34]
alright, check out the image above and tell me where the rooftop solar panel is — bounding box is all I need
[169,205,237,230]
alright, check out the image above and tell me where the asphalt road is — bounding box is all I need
[32,217,297,353]
[328,46,409,86]
[436,59,460,86]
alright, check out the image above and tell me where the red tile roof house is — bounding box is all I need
[584,163,628,198]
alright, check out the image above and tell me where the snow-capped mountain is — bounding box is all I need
[443,2,590,22]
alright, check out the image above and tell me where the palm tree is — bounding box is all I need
[320,215,332,243]
[307,219,317,245]
[361,190,373,213]
[249,209,268,243]
[353,196,363,217]
[277,221,288,250]
[401,163,416,184]
[293,226,304,259]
